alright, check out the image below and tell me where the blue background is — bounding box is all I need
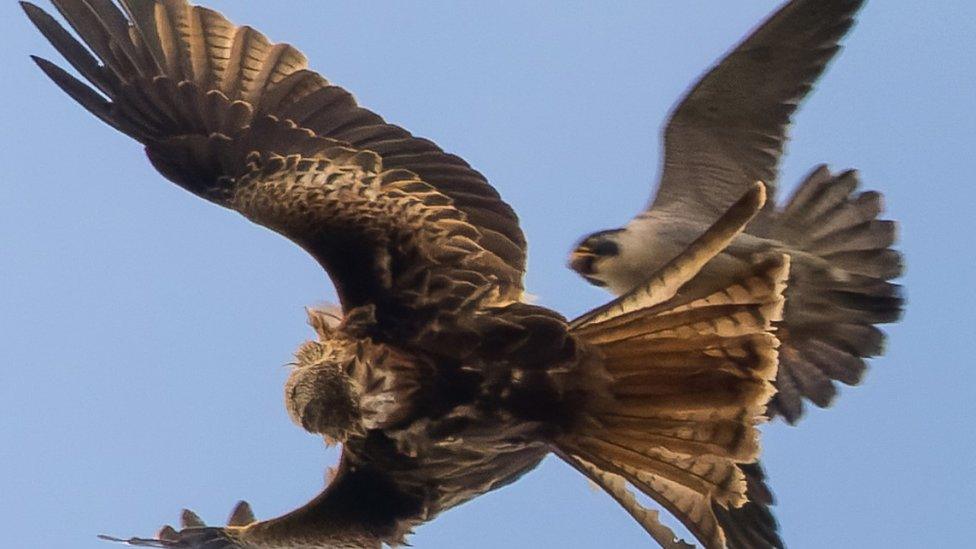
[3,1,973,547]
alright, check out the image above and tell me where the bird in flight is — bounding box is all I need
[569,0,903,424]
[24,1,795,548]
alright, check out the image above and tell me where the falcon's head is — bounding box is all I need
[285,308,364,445]
[568,229,624,288]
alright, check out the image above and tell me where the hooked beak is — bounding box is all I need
[569,248,608,287]
[568,247,594,274]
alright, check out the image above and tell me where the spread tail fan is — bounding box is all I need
[559,184,788,548]
[764,165,903,422]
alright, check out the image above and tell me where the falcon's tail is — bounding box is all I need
[557,184,788,549]
[765,165,903,422]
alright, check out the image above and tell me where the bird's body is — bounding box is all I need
[569,0,903,423]
[23,1,798,547]
[229,298,588,548]
[599,211,772,296]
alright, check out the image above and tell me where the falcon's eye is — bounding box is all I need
[592,240,620,256]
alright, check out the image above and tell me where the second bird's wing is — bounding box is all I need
[648,0,863,222]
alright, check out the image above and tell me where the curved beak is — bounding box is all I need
[568,247,594,274]
[569,247,608,287]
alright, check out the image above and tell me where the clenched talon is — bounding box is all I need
[227,501,256,527]
[157,526,179,542]
[180,509,205,529]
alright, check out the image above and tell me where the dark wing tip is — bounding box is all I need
[29,53,54,69]
[29,54,79,86]
[19,1,40,14]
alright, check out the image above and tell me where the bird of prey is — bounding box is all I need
[569,0,903,424]
[25,1,793,548]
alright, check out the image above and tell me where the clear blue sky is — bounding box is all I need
[2,1,973,547]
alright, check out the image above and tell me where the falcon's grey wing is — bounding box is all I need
[650,0,864,221]
[23,0,525,324]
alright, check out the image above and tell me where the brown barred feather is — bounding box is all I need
[558,189,788,549]
[24,0,527,284]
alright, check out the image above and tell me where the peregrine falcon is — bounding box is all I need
[25,1,793,548]
[569,0,903,423]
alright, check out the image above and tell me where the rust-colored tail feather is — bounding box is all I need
[560,253,788,549]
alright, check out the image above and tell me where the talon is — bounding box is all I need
[227,501,255,526]
[180,509,205,528]
[157,525,179,541]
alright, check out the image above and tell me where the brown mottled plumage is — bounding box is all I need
[26,1,790,547]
